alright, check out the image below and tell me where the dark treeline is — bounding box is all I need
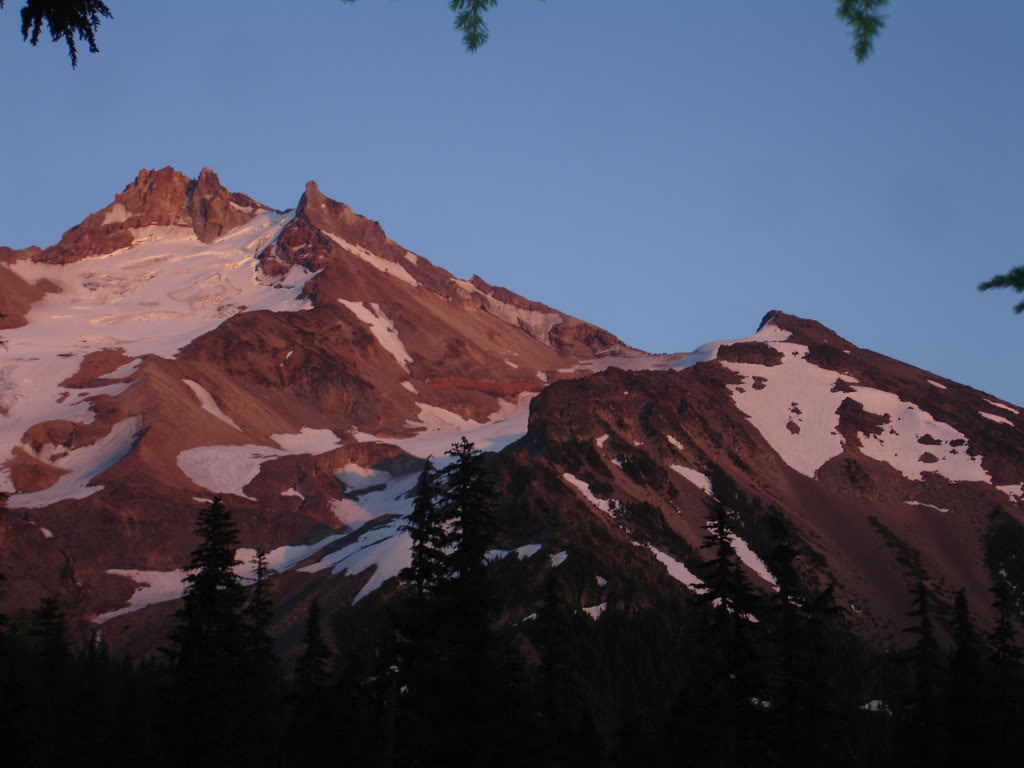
[2,441,1023,767]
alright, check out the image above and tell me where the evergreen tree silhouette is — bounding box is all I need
[168,495,250,768]
[399,457,447,599]
[295,599,331,691]
[946,589,986,768]
[245,548,276,675]
[673,500,765,767]
[986,579,1023,762]
[536,571,601,766]
[897,581,944,767]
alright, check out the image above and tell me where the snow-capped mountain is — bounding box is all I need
[1,168,1021,652]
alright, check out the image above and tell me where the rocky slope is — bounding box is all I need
[1,169,1021,654]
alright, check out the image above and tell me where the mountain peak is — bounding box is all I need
[24,167,269,264]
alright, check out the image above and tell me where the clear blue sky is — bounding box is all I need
[2,1,1022,404]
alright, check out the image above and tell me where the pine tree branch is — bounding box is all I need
[835,0,888,63]
[2,0,112,67]
[979,265,1024,314]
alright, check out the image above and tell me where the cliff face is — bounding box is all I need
[1,170,1021,655]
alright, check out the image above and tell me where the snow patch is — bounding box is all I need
[985,398,1020,415]
[101,203,130,226]
[272,427,340,454]
[980,411,1014,427]
[596,575,608,587]
[336,463,390,492]
[94,569,187,623]
[728,533,778,589]
[338,299,412,372]
[673,321,792,370]
[671,465,714,497]
[7,417,142,508]
[550,551,568,568]
[666,435,685,452]
[646,544,703,591]
[400,381,418,394]
[927,380,947,390]
[562,472,613,515]
[486,543,543,562]
[998,484,1024,502]
[183,379,241,431]
[453,279,561,345]
[582,603,607,620]
[176,444,288,501]
[905,501,949,513]
[720,340,989,483]
[352,392,534,460]
[324,232,418,287]
[596,433,609,448]
[281,487,304,500]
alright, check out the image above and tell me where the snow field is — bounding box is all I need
[2,211,313,506]
[720,339,990,483]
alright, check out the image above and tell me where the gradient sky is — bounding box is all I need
[2,1,1021,404]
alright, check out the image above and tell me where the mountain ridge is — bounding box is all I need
[0,168,1021,656]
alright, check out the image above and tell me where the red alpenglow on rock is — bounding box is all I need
[1,168,1021,653]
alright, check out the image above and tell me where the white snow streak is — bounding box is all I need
[980,411,1014,427]
[183,379,240,431]
[324,232,418,287]
[671,465,714,497]
[562,472,613,515]
[338,299,413,372]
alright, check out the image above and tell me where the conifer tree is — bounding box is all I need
[171,496,246,670]
[168,496,249,768]
[442,436,497,591]
[986,579,1023,762]
[295,599,331,691]
[536,572,600,766]
[897,581,944,767]
[946,589,985,767]
[245,547,276,672]
[400,457,447,598]
[673,501,765,767]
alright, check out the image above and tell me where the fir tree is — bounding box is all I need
[986,578,1023,762]
[442,436,497,590]
[167,496,250,768]
[946,589,985,768]
[536,572,601,766]
[245,547,276,672]
[295,599,331,691]
[673,500,765,767]
[897,581,944,767]
[399,457,447,598]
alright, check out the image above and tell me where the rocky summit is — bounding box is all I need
[1,168,1022,655]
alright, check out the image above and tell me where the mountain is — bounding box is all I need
[1,168,1022,655]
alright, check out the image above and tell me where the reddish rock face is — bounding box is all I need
[1,172,1021,657]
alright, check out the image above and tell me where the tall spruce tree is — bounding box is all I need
[986,579,1023,762]
[245,548,276,669]
[673,500,765,767]
[399,457,447,598]
[295,599,331,691]
[168,496,250,767]
[897,581,944,767]
[442,436,497,590]
[946,589,985,768]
